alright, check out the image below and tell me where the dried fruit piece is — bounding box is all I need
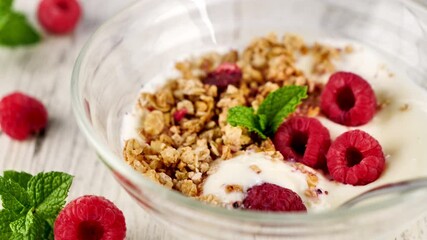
[243,183,307,212]
[173,108,188,122]
[37,0,82,34]
[326,130,385,186]
[321,72,377,126]
[54,195,126,240]
[203,63,242,89]
[0,92,48,140]
[273,117,331,169]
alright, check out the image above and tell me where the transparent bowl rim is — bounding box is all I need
[71,0,427,224]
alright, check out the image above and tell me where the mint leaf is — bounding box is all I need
[227,106,267,139]
[10,210,47,240]
[43,223,54,240]
[9,216,25,234]
[27,172,73,226]
[0,0,12,11]
[257,114,268,132]
[24,211,47,240]
[0,177,31,214]
[257,86,307,135]
[0,210,19,239]
[4,171,33,189]
[0,12,40,46]
[9,232,24,240]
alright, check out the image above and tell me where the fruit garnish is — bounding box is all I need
[327,130,385,185]
[321,72,377,126]
[0,171,73,239]
[227,85,307,139]
[203,63,242,89]
[243,183,307,212]
[273,116,331,169]
[0,92,48,141]
[54,195,126,240]
[0,0,41,46]
[37,0,82,34]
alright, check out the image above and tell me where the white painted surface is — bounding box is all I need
[0,0,425,239]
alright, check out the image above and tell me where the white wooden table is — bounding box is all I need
[0,0,425,239]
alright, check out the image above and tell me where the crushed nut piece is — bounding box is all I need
[225,184,244,193]
[399,103,409,112]
[249,165,262,174]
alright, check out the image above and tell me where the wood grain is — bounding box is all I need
[0,1,425,239]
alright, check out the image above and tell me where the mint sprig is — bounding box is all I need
[227,85,307,138]
[0,171,73,239]
[0,0,41,47]
[0,0,13,11]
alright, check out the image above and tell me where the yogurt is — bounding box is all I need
[122,40,427,211]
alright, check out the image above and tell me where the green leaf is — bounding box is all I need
[0,0,13,11]
[9,216,25,234]
[227,106,267,139]
[257,114,268,131]
[43,223,54,240]
[25,211,47,240]
[10,210,47,240]
[4,171,33,189]
[0,176,31,214]
[27,172,73,226]
[0,12,41,47]
[0,210,19,239]
[257,86,308,135]
[9,232,24,240]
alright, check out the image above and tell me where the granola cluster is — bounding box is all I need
[123,33,349,200]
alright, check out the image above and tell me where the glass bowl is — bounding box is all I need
[71,0,427,239]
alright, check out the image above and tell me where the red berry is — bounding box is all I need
[243,183,307,212]
[0,92,48,141]
[54,195,126,240]
[273,117,331,169]
[326,130,385,186]
[320,72,377,126]
[173,108,187,122]
[37,0,81,34]
[203,63,242,89]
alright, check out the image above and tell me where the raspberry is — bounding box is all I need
[38,0,82,34]
[203,63,242,89]
[243,183,307,212]
[54,195,126,240]
[326,130,385,186]
[0,92,48,141]
[320,72,377,126]
[173,108,187,122]
[273,117,331,169]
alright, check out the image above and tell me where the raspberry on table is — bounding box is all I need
[243,183,307,212]
[326,130,385,186]
[273,116,331,169]
[0,92,48,141]
[54,195,126,240]
[320,72,377,126]
[37,0,82,34]
[203,63,242,89]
